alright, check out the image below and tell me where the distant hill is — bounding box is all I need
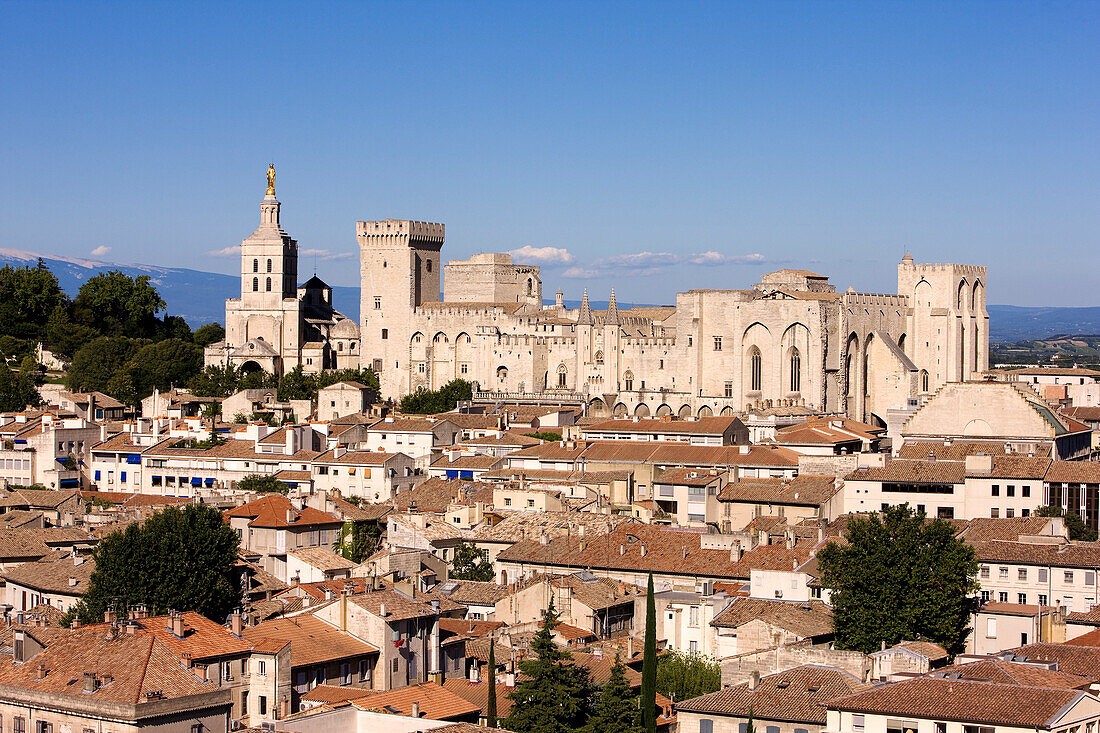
[0,248,360,327]
[0,248,1096,340]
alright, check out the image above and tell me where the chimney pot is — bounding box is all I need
[750,671,760,690]
[411,702,420,718]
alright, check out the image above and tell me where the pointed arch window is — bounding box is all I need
[789,348,801,393]
[594,351,604,365]
[624,370,634,391]
[557,364,568,388]
[921,370,930,393]
[750,347,762,392]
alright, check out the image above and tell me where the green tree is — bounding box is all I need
[487,637,498,727]
[640,574,657,733]
[159,315,193,342]
[449,541,496,581]
[0,265,68,342]
[504,599,594,733]
[193,323,226,348]
[45,306,99,359]
[587,653,640,733]
[746,707,755,733]
[124,338,203,397]
[655,651,720,702]
[335,520,381,563]
[817,504,979,656]
[188,364,242,398]
[72,270,166,339]
[236,474,289,494]
[0,364,41,412]
[1036,505,1097,541]
[66,336,141,393]
[277,365,315,401]
[18,355,41,384]
[65,504,241,623]
[525,431,562,441]
[399,379,473,414]
[106,372,138,409]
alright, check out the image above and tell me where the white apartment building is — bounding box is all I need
[364,417,461,469]
[310,448,419,502]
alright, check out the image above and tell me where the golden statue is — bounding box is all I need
[266,163,276,196]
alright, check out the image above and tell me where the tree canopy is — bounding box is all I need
[655,651,720,703]
[816,504,979,656]
[504,599,594,733]
[236,474,289,494]
[449,541,496,581]
[1036,505,1097,541]
[586,654,640,733]
[66,503,241,624]
[0,364,41,412]
[71,270,166,339]
[0,264,68,343]
[399,379,473,414]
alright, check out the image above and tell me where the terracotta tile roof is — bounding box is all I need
[312,449,405,465]
[242,615,378,667]
[350,681,480,720]
[224,495,341,529]
[438,618,506,638]
[1045,460,1100,484]
[582,417,742,435]
[1067,606,1100,628]
[436,580,509,606]
[107,612,254,660]
[932,658,1090,689]
[966,455,1053,479]
[655,468,727,487]
[329,499,392,522]
[1065,627,1100,645]
[287,546,356,572]
[555,622,596,641]
[845,459,965,484]
[886,640,949,661]
[441,678,515,720]
[513,573,643,611]
[972,540,1100,568]
[457,433,541,449]
[467,511,629,544]
[898,441,1052,461]
[289,577,373,602]
[957,517,1062,542]
[432,723,512,733]
[1002,642,1100,681]
[142,436,319,462]
[718,475,839,506]
[390,477,475,514]
[0,625,215,704]
[496,523,815,581]
[506,441,801,468]
[978,601,1058,617]
[678,665,868,724]
[1014,367,1100,377]
[347,588,445,622]
[25,603,65,627]
[368,418,457,434]
[431,413,504,431]
[431,455,504,471]
[1062,406,1100,423]
[827,676,1084,726]
[3,551,94,594]
[710,598,833,637]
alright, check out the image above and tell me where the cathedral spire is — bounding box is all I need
[606,287,620,325]
[577,288,593,325]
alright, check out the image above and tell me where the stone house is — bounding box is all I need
[225,495,343,582]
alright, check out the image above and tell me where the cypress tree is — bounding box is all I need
[503,598,594,733]
[487,636,498,727]
[640,573,657,733]
[586,653,640,733]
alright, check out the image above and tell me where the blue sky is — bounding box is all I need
[1,1,1098,305]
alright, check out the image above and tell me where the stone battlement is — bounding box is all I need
[356,219,445,242]
[900,262,986,275]
[843,293,910,306]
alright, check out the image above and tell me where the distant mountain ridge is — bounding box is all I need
[0,248,1092,341]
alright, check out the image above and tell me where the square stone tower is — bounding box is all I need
[357,219,445,398]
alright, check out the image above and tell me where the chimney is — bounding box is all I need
[181,652,193,668]
[380,603,388,618]
[286,508,296,523]
[506,672,516,687]
[411,702,420,719]
[171,613,185,638]
[730,542,743,562]
[785,531,795,550]
[749,671,760,690]
[620,544,626,556]
[104,609,117,625]
[231,610,243,637]
[68,576,77,588]
[36,663,46,679]
[682,546,687,560]
[627,637,634,658]
[125,621,137,635]
[83,672,97,693]
[640,545,647,557]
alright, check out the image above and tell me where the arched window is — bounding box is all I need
[921,369,929,393]
[496,366,508,382]
[527,278,533,296]
[750,348,762,392]
[594,351,604,365]
[253,259,259,273]
[266,259,272,273]
[265,277,272,292]
[789,348,801,393]
[624,370,634,391]
[252,277,259,292]
[557,364,567,388]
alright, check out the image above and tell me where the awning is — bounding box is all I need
[126,454,141,464]
[204,478,215,486]
[191,477,203,486]
[59,478,79,488]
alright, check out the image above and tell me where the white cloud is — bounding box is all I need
[89,245,111,257]
[206,246,239,257]
[300,248,354,261]
[561,250,772,278]
[508,245,575,264]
